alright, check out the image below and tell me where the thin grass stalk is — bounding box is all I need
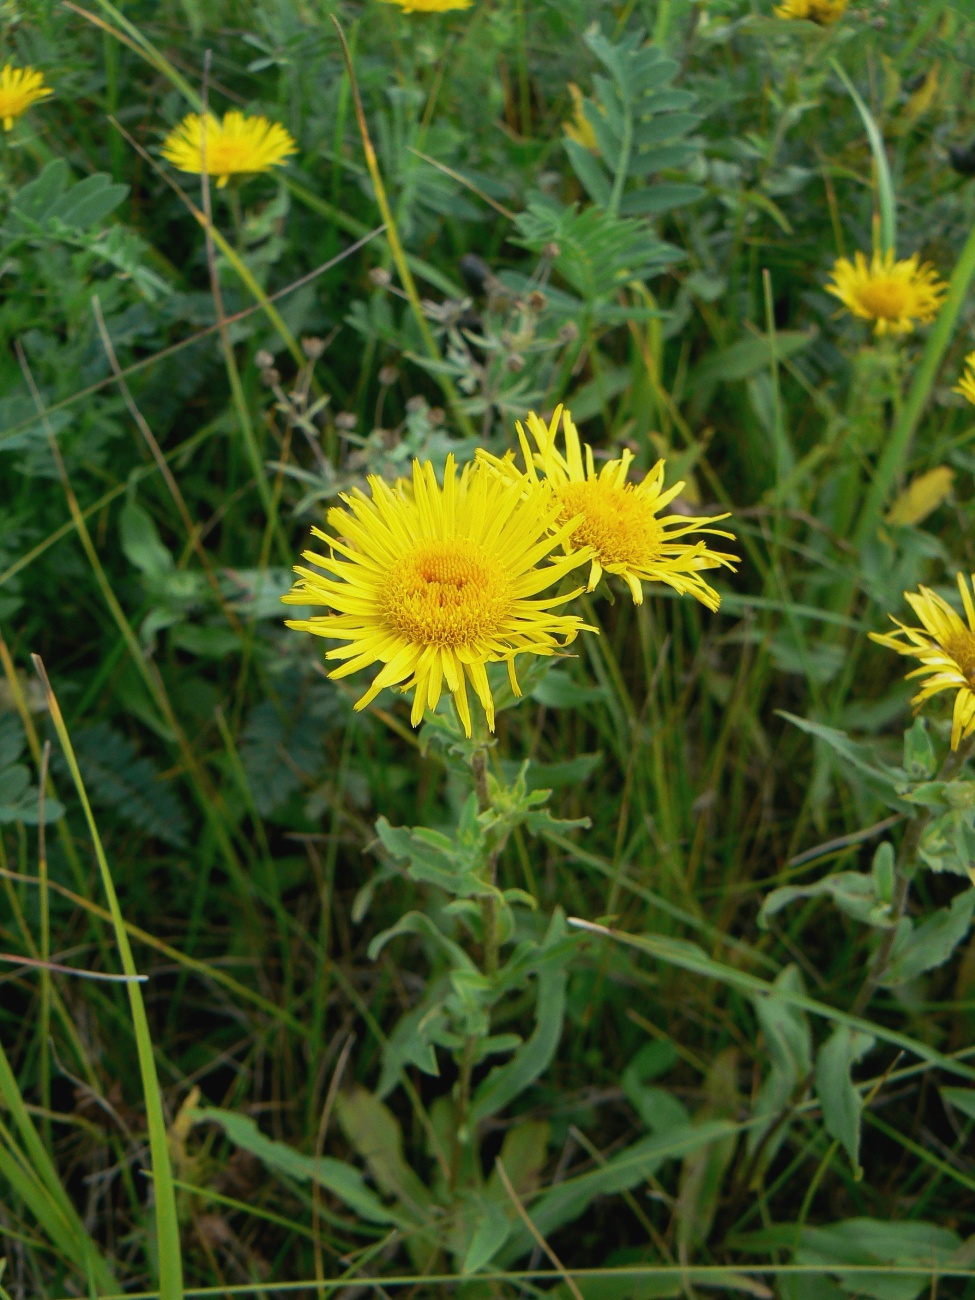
[329,16,477,440]
[852,213,975,549]
[830,59,896,256]
[32,657,183,1299]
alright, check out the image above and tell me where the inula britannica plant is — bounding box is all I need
[4,2,975,1297]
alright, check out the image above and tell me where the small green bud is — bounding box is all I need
[945,781,975,811]
[872,840,895,904]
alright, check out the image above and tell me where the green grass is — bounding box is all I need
[5,0,975,1295]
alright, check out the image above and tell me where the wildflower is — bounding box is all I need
[478,406,738,609]
[954,352,975,406]
[283,457,593,737]
[381,0,472,11]
[870,574,975,749]
[161,111,297,188]
[773,0,847,22]
[0,64,52,131]
[826,249,946,336]
[886,467,954,529]
[563,84,598,153]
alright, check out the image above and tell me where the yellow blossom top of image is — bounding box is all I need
[0,63,53,131]
[161,111,297,188]
[282,456,594,738]
[478,406,738,610]
[870,574,975,749]
[825,248,946,336]
[563,83,598,153]
[380,0,472,11]
[954,351,975,406]
[774,0,847,23]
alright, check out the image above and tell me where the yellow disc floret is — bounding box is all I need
[478,406,738,609]
[161,111,297,188]
[283,457,594,737]
[871,574,975,750]
[0,64,53,131]
[826,249,946,336]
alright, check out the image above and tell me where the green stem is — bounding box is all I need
[850,735,975,1017]
[853,214,975,549]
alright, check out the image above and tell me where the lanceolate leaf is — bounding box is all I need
[815,1025,876,1176]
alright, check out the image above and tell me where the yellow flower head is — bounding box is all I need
[826,249,946,336]
[563,83,598,153]
[954,351,975,406]
[0,64,53,131]
[283,457,593,738]
[381,0,472,10]
[161,111,297,188]
[478,407,738,609]
[870,575,975,749]
[774,0,847,23]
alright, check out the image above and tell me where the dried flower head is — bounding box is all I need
[161,111,297,187]
[871,575,975,749]
[826,249,946,336]
[478,406,737,609]
[283,457,593,737]
[0,64,52,130]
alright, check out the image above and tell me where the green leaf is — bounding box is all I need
[940,1087,975,1120]
[468,912,570,1126]
[532,668,607,709]
[563,138,612,207]
[796,1217,961,1300]
[333,1087,435,1221]
[815,1025,875,1176]
[119,499,174,581]
[462,1198,510,1274]
[917,809,975,877]
[748,966,811,1165]
[759,872,886,929]
[882,889,975,986]
[194,1107,406,1227]
[50,172,129,231]
[778,712,909,808]
[496,1121,737,1266]
[903,719,937,781]
[689,332,814,389]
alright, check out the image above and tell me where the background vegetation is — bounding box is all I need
[5,0,975,1295]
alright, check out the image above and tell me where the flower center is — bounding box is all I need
[380,540,511,647]
[944,629,975,687]
[856,277,910,321]
[557,479,662,567]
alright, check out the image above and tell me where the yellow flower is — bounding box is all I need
[478,407,738,609]
[381,0,472,10]
[0,64,52,131]
[774,0,847,22]
[886,467,954,529]
[161,111,297,188]
[825,249,946,336]
[563,83,598,153]
[283,457,593,738]
[954,352,975,406]
[870,575,975,749]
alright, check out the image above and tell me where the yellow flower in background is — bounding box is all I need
[0,64,52,131]
[161,111,297,187]
[826,249,946,336]
[563,83,599,153]
[478,406,738,609]
[954,352,975,406]
[381,0,472,11]
[886,467,955,529]
[283,457,593,738]
[774,0,847,22]
[870,575,975,749]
